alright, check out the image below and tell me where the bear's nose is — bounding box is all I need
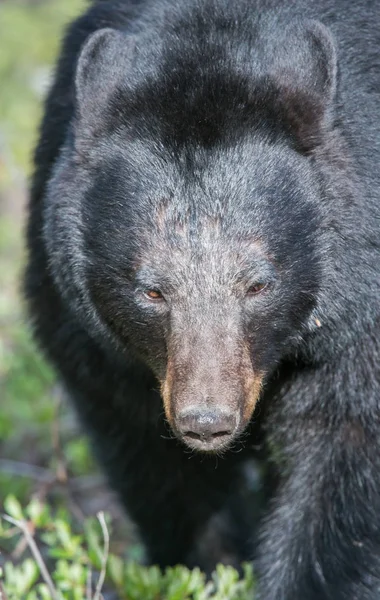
[176,409,237,450]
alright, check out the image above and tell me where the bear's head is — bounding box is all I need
[45,17,337,451]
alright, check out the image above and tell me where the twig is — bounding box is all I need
[86,566,93,599]
[0,581,9,600]
[0,459,103,490]
[93,512,110,600]
[51,387,68,484]
[2,515,60,600]
[0,460,54,483]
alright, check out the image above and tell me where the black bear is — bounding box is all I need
[25,0,380,597]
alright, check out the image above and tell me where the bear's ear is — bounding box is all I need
[267,19,337,151]
[75,28,135,133]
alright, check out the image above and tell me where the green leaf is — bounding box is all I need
[4,495,24,520]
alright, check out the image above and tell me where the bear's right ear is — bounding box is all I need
[265,19,337,151]
[75,28,135,134]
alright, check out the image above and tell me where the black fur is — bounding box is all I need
[25,0,380,598]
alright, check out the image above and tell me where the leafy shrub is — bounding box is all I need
[1,496,255,600]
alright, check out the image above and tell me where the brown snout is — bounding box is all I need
[161,339,263,452]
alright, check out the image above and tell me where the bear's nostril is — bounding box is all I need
[183,431,203,441]
[211,430,230,439]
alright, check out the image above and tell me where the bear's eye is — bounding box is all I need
[144,288,165,301]
[247,282,268,296]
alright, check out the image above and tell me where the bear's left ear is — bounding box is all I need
[75,28,135,137]
[267,19,337,151]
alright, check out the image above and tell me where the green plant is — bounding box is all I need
[1,496,255,600]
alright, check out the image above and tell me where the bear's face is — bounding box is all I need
[47,20,335,451]
[81,137,322,451]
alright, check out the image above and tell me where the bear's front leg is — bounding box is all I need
[256,361,380,600]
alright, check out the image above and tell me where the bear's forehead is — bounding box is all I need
[99,131,308,216]
[133,213,273,287]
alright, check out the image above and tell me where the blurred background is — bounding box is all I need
[0,0,140,557]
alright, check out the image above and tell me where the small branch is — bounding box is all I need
[86,566,93,599]
[2,515,60,600]
[0,581,9,600]
[93,512,110,600]
[0,459,103,490]
[0,460,54,483]
[51,387,68,484]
